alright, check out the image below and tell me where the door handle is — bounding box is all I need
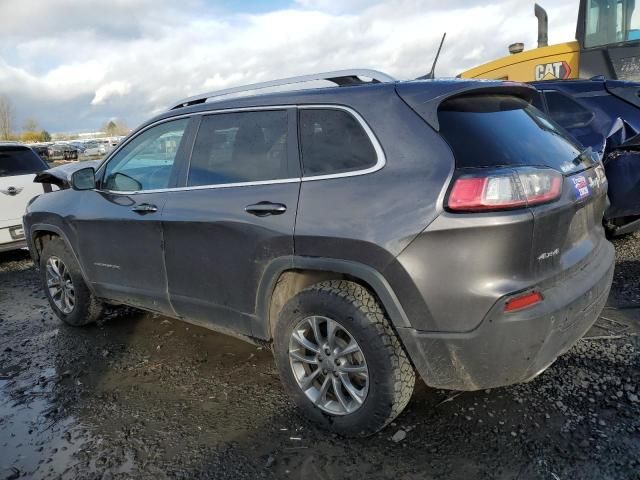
[245,202,287,217]
[131,203,158,214]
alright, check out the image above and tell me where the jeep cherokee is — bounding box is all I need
[23,70,615,436]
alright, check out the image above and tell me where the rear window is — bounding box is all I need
[299,109,377,176]
[544,91,595,129]
[0,146,47,177]
[438,95,588,174]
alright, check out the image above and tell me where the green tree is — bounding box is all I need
[40,130,51,142]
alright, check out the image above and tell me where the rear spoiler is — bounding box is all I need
[395,80,536,131]
[34,160,101,190]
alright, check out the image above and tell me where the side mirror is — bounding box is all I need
[110,172,143,192]
[70,167,96,191]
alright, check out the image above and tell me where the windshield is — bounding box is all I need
[584,0,640,47]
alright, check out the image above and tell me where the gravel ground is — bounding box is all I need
[0,236,639,480]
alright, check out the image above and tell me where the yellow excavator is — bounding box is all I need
[460,0,640,82]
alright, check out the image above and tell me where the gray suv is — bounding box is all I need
[23,70,615,436]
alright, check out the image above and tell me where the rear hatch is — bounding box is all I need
[0,146,48,223]
[433,93,608,284]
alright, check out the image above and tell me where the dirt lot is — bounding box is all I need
[1,236,639,480]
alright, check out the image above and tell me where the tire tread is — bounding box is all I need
[303,280,415,428]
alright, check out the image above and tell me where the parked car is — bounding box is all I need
[31,144,51,162]
[0,143,48,252]
[47,143,79,161]
[531,78,640,235]
[24,71,614,436]
[68,141,87,154]
[82,141,107,157]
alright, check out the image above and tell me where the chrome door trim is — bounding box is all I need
[96,104,386,195]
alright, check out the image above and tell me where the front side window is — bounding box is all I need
[188,110,289,187]
[299,109,377,176]
[103,118,188,192]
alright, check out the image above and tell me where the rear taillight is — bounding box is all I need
[447,168,563,212]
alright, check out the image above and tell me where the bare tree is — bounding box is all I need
[23,118,39,133]
[0,95,15,140]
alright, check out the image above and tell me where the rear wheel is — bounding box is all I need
[40,237,103,326]
[273,280,415,437]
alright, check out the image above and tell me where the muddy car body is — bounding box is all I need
[24,71,615,435]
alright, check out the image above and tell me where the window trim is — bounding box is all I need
[94,104,385,195]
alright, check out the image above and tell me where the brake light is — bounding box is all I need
[504,291,543,312]
[447,168,562,212]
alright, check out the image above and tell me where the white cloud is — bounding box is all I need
[91,81,132,105]
[0,0,579,132]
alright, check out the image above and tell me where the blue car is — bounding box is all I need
[531,78,640,236]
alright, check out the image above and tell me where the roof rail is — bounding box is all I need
[170,69,396,110]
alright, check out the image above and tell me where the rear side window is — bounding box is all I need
[299,109,377,176]
[0,146,47,177]
[544,91,595,129]
[188,110,289,187]
[438,95,586,173]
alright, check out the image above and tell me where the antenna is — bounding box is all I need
[418,33,447,80]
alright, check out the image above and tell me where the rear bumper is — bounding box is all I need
[398,241,615,391]
[0,240,27,253]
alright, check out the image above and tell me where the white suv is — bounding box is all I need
[0,143,48,252]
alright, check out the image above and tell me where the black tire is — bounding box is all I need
[40,237,103,326]
[273,280,415,437]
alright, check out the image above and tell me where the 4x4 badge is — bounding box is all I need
[1,186,23,196]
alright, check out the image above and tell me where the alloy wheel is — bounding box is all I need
[289,315,369,415]
[45,256,75,314]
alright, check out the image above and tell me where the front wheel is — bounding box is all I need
[40,237,103,326]
[273,280,415,437]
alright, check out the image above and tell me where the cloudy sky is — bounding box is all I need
[1,0,578,134]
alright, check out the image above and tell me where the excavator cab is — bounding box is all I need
[460,1,640,81]
[578,0,640,80]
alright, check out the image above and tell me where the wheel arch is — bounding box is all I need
[29,223,97,295]
[256,256,412,341]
